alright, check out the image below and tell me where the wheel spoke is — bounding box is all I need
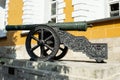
[45,35,53,41]
[43,48,49,56]
[30,44,40,52]
[60,47,64,51]
[31,36,40,42]
[45,48,49,52]
[41,29,44,40]
[44,44,54,51]
[40,46,45,57]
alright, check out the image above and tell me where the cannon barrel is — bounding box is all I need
[6,22,91,31]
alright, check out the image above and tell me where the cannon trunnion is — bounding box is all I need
[6,22,107,63]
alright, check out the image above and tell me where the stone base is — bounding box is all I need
[1,59,120,80]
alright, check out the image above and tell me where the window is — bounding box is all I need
[110,3,119,17]
[51,0,57,23]
[0,0,6,38]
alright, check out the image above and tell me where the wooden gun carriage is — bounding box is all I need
[6,22,108,63]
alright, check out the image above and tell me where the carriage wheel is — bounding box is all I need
[26,25,60,61]
[43,44,68,60]
[53,44,68,60]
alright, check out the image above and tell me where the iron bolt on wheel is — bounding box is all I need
[25,25,60,61]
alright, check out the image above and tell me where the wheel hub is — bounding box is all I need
[39,40,45,45]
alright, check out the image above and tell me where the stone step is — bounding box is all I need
[1,59,120,80]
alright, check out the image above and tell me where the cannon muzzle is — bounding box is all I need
[6,22,91,31]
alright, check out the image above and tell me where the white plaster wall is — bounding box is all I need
[0,0,9,37]
[72,0,106,21]
[22,0,66,24]
[0,7,5,36]
[109,0,119,3]
[22,0,49,24]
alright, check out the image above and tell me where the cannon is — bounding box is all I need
[6,22,108,62]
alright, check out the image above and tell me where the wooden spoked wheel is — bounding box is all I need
[26,25,60,61]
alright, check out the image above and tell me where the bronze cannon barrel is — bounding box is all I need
[6,22,90,31]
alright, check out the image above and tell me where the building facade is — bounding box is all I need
[0,0,120,61]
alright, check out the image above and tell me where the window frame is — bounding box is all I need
[109,1,120,17]
[50,0,57,23]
